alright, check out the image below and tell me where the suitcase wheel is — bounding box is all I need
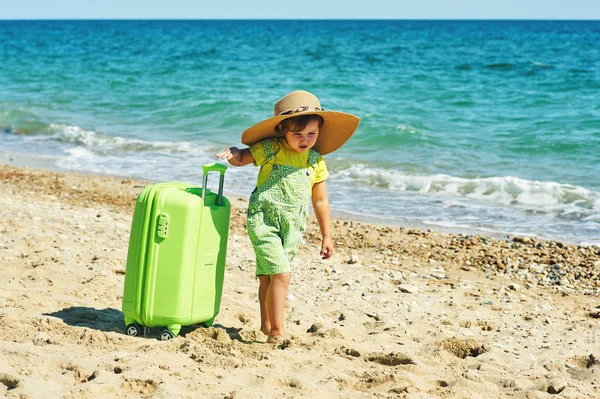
[201,318,215,328]
[159,329,175,341]
[126,324,143,337]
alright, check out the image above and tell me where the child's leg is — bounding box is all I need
[258,276,271,336]
[267,272,291,337]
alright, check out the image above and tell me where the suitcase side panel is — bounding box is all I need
[122,183,192,327]
[122,184,160,326]
[190,192,230,323]
[141,185,204,326]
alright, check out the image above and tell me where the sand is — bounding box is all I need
[0,163,599,399]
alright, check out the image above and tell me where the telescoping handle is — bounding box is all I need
[201,163,227,206]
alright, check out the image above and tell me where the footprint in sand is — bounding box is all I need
[366,352,416,366]
[60,363,97,383]
[459,320,497,331]
[566,354,599,381]
[334,346,361,359]
[352,371,398,391]
[440,337,489,359]
[121,377,159,397]
[280,377,303,389]
[0,373,20,392]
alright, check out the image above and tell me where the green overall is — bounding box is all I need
[247,139,320,276]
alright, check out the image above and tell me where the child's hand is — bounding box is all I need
[215,147,243,165]
[321,237,334,259]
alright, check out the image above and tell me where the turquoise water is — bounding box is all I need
[1,20,599,244]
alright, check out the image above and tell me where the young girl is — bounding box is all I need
[215,90,360,342]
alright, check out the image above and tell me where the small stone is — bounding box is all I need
[398,284,418,294]
[344,347,361,357]
[543,362,562,372]
[529,264,545,273]
[33,332,52,346]
[307,323,323,333]
[463,369,483,383]
[513,237,532,244]
[508,283,520,291]
[588,310,600,319]
[547,378,567,394]
[347,254,360,264]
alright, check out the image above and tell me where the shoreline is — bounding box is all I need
[1,162,599,295]
[2,163,600,398]
[1,150,595,247]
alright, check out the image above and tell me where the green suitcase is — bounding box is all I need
[122,163,230,340]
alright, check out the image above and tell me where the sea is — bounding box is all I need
[1,20,599,245]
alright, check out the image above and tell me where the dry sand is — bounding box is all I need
[0,164,599,399]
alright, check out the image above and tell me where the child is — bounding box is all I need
[215,90,360,342]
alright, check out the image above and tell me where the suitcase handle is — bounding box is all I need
[202,163,227,175]
[201,163,227,206]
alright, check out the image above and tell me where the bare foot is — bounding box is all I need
[266,335,284,344]
[260,324,271,336]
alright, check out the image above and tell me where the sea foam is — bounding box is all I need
[334,164,599,214]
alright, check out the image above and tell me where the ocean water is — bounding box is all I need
[1,20,599,244]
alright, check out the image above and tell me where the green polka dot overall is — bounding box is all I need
[247,139,320,276]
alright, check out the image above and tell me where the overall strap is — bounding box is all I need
[261,138,276,163]
[307,148,320,168]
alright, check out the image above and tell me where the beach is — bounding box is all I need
[1,162,599,399]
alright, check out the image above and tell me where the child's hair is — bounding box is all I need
[276,114,324,135]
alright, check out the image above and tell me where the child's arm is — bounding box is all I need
[312,181,334,259]
[215,146,255,166]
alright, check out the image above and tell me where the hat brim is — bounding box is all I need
[241,111,360,156]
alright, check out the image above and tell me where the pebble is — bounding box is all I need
[33,332,52,346]
[346,254,360,264]
[508,283,520,291]
[397,284,418,294]
[543,362,562,372]
[306,323,323,333]
[547,378,567,394]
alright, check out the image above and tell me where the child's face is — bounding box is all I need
[283,119,320,154]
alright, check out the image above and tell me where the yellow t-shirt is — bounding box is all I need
[249,137,328,189]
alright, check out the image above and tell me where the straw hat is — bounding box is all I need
[241,90,360,156]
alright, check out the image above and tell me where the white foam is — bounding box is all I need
[333,164,600,214]
[65,146,95,159]
[45,123,209,154]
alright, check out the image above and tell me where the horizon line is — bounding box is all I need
[1,18,600,22]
